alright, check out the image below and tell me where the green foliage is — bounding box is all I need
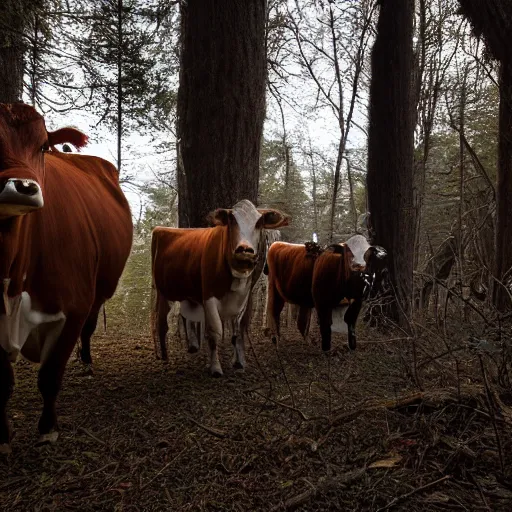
[106,238,151,336]
[137,179,177,236]
[259,139,312,242]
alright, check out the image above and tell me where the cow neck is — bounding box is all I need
[221,224,236,277]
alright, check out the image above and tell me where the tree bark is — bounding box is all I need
[176,0,267,227]
[0,1,26,103]
[493,60,512,310]
[366,0,416,323]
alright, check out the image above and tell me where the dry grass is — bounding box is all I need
[1,318,512,511]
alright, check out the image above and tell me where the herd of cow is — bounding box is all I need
[0,104,388,454]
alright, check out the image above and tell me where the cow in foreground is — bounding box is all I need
[151,200,289,376]
[264,235,388,351]
[0,103,133,453]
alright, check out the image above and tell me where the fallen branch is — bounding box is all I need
[186,416,229,439]
[273,469,366,511]
[78,426,107,446]
[376,475,451,511]
[252,389,328,423]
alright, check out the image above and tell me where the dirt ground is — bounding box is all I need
[1,320,512,511]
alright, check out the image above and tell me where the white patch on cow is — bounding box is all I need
[180,300,204,353]
[231,268,253,279]
[180,300,205,323]
[331,305,349,333]
[232,200,262,250]
[345,234,371,268]
[0,292,65,363]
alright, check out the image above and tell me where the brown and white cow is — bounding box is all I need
[0,103,133,453]
[264,235,388,352]
[151,200,289,376]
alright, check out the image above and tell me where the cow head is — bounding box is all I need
[208,199,289,277]
[362,244,389,299]
[0,103,88,220]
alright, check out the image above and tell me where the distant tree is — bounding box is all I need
[287,0,375,242]
[259,138,310,241]
[176,0,267,227]
[366,0,416,323]
[77,0,174,173]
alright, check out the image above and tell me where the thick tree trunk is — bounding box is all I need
[0,2,25,103]
[493,60,512,310]
[176,0,267,227]
[366,0,416,323]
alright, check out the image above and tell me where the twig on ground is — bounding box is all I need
[376,475,451,511]
[185,415,229,439]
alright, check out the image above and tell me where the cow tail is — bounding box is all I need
[150,233,162,359]
[150,274,164,360]
[103,303,107,333]
[263,260,269,275]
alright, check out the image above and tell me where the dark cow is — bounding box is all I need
[264,235,388,351]
[151,200,289,376]
[0,103,133,453]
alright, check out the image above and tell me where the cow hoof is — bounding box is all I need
[233,361,245,371]
[188,345,199,354]
[36,431,59,446]
[0,443,12,455]
[271,336,278,345]
[210,369,223,378]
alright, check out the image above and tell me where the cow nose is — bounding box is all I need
[0,178,44,214]
[235,243,255,254]
[13,180,40,196]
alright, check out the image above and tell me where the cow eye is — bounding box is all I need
[41,142,50,153]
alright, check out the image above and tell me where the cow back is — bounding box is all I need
[152,226,233,303]
[267,242,316,308]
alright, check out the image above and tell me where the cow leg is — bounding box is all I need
[297,306,312,341]
[152,291,170,360]
[264,281,285,345]
[79,306,101,375]
[204,298,223,377]
[232,294,253,370]
[0,347,14,453]
[344,300,362,350]
[316,308,333,352]
[231,319,246,370]
[184,318,202,354]
[37,318,84,444]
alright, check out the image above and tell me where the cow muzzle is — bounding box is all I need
[0,178,44,218]
[232,245,258,273]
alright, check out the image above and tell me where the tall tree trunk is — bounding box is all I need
[176,0,267,228]
[0,1,26,103]
[493,60,512,310]
[366,0,416,323]
[117,0,123,173]
[457,0,512,310]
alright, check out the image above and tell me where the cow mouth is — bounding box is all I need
[232,252,258,272]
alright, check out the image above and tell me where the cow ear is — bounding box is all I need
[260,209,290,229]
[207,208,231,226]
[48,128,88,151]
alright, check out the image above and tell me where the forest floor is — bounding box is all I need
[1,322,512,511]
